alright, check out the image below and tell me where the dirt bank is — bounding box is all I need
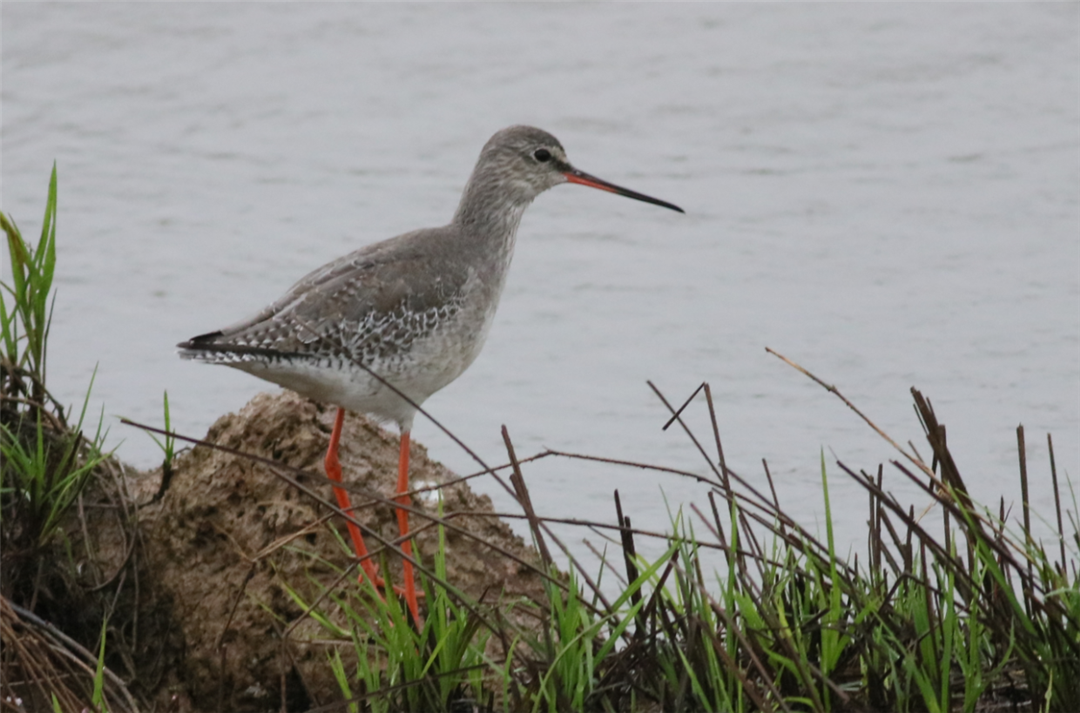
[109,390,544,711]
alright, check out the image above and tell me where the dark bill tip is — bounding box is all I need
[564,168,685,214]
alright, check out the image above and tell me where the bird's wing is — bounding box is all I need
[179,227,468,360]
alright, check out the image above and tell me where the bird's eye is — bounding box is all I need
[533,148,552,162]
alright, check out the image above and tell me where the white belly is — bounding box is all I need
[229,296,496,429]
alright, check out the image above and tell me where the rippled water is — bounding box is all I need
[3,4,1077,564]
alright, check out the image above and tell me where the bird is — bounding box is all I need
[178,125,683,624]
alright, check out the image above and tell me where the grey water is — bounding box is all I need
[3,3,1078,568]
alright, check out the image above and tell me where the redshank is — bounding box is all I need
[178,125,683,623]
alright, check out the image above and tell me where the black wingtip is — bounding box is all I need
[177,331,224,350]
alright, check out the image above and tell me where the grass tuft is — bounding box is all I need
[280,377,1077,712]
[1,167,133,713]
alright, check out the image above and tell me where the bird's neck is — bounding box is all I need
[452,173,533,253]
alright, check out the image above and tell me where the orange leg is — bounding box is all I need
[324,408,384,589]
[396,430,421,625]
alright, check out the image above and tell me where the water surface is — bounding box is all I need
[3,4,1077,565]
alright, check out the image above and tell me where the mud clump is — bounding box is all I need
[131,390,544,711]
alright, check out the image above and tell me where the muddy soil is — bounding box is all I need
[91,390,544,712]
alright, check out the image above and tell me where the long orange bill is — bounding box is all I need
[563,168,684,213]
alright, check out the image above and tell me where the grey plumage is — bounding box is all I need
[178,125,682,429]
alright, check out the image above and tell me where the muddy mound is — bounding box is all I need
[137,390,544,711]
